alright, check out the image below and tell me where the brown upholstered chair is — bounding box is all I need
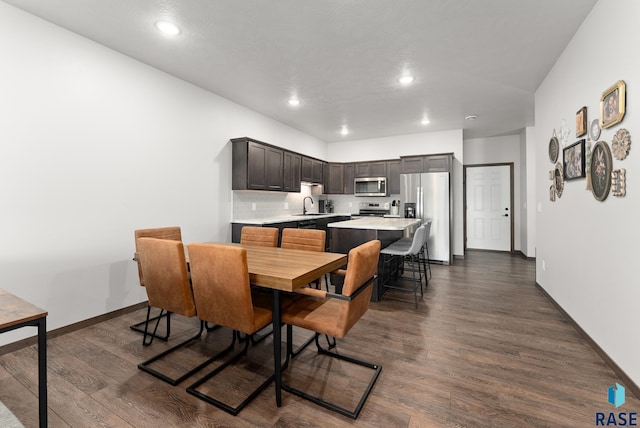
[136,237,219,386]
[239,226,278,247]
[280,228,327,288]
[186,243,274,415]
[131,227,182,342]
[281,239,382,419]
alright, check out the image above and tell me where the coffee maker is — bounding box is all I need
[404,202,416,218]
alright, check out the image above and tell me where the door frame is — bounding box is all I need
[463,163,514,252]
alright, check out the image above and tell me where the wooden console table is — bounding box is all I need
[0,289,48,427]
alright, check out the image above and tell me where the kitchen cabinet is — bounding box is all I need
[400,153,453,173]
[232,138,283,191]
[283,151,301,192]
[400,156,424,173]
[355,161,387,178]
[301,156,324,184]
[343,163,355,194]
[387,160,401,194]
[424,154,452,172]
[326,163,344,194]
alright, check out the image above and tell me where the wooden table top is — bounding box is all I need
[241,245,347,292]
[134,243,347,293]
[0,289,48,330]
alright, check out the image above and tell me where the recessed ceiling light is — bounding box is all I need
[155,20,181,36]
[398,75,415,85]
[288,98,300,106]
[421,118,430,125]
[465,114,479,121]
[340,127,349,136]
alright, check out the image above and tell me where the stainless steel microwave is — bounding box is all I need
[354,177,388,197]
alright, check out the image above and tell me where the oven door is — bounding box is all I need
[354,177,387,197]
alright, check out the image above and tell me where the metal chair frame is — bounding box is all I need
[282,276,381,419]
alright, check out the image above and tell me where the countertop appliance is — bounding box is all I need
[401,172,452,264]
[353,202,390,217]
[354,177,388,197]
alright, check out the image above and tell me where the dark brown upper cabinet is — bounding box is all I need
[283,151,301,192]
[232,137,283,191]
[355,161,387,178]
[343,163,355,194]
[387,160,401,194]
[301,156,324,184]
[326,163,344,194]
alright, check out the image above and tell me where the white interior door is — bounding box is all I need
[466,165,511,251]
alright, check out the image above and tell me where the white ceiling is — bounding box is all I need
[3,0,597,142]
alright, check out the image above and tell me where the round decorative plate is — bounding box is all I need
[553,162,564,198]
[590,141,613,201]
[549,137,559,163]
[611,128,631,160]
[589,119,601,141]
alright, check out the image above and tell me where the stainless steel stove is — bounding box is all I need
[354,202,390,217]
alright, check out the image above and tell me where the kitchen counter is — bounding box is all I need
[231,213,353,226]
[328,217,421,231]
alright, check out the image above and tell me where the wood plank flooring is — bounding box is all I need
[1,251,638,427]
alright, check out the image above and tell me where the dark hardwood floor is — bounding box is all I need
[1,251,637,427]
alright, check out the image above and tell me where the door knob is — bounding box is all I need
[503,214,509,217]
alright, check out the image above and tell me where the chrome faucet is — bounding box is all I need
[303,196,314,215]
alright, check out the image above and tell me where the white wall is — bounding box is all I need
[463,135,523,252]
[0,3,325,344]
[524,127,536,257]
[535,0,640,386]
[327,130,465,257]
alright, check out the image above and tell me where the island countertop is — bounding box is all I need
[328,217,421,231]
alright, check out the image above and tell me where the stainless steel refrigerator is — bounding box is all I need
[400,172,452,264]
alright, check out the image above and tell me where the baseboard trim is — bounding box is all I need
[0,301,148,356]
[535,282,639,399]
[517,250,535,260]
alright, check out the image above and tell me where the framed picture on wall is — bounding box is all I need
[576,106,587,137]
[563,139,586,180]
[590,141,613,201]
[600,80,626,129]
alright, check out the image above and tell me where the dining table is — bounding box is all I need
[134,242,348,407]
[0,289,48,427]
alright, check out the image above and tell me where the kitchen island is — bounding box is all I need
[328,217,421,301]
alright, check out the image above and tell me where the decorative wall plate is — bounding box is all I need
[559,119,570,147]
[549,136,559,163]
[553,162,564,198]
[611,128,631,160]
[589,119,601,141]
[590,141,613,201]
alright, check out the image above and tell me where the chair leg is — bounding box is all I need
[281,330,382,419]
[138,321,227,386]
[141,307,172,347]
[130,305,170,343]
[186,330,275,416]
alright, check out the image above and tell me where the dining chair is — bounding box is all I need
[281,239,382,419]
[132,227,182,343]
[239,226,279,247]
[280,228,326,288]
[185,242,274,416]
[136,237,221,386]
[380,225,426,308]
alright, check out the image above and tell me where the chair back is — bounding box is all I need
[407,225,426,255]
[423,220,432,247]
[240,226,278,247]
[137,237,195,317]
[280,228,326,252]
[337,240,381,336]
[135,227,182,286]
[188,243,262,334]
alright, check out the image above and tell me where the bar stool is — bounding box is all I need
[380,225,426,308]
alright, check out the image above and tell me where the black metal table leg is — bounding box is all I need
[272,290,282,406]
[37,316,47,428]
